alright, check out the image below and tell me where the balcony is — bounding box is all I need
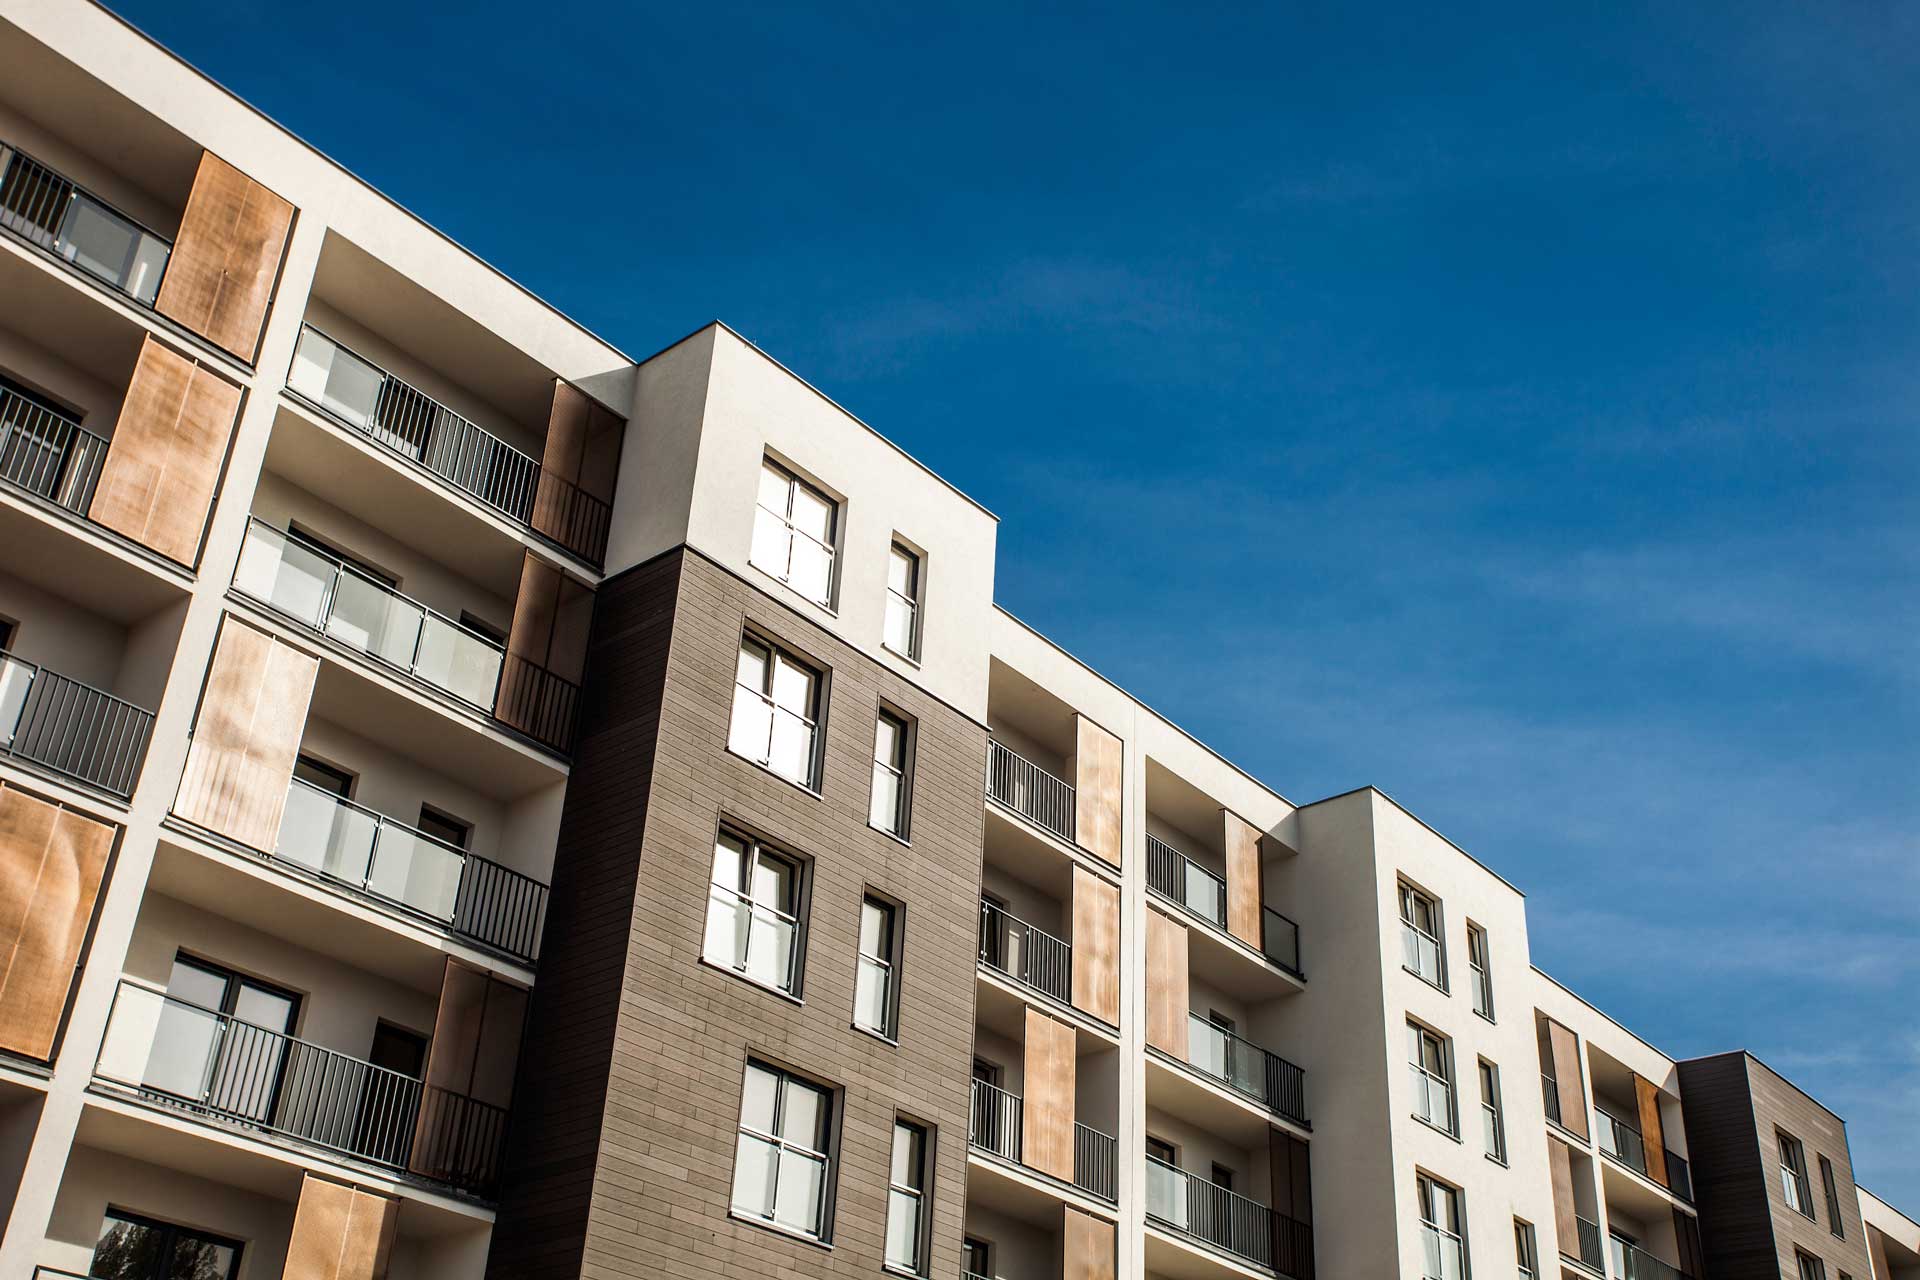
[968,1078,1117,1203]
[1146,1155,1310,1276]
[0,381,108,518]
[232,519,578,755]
[1666,1149,1693,1203]
[1147,833,1301,976]
[1610,1234,1691,1280]
[1183,1013,1308,1129]
[1564,1214,1604,1274]
[0,649,153,798]
[0,143,171,308]
[986,738,1076,845]
[978,897,1073,1008]
[285,325,611,566]
[1596,1107,1648,1175]
[93,980,504,1198]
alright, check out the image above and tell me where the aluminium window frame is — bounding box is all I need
[883,539,922,661]
[750,455,840,610]
[853,891,904,1041]
[884,1115,934,1276]
[1399,879,1448,991]
[729,630,827,792]
[704,825,809,1000]
[1408,1019,1458,1137]
[730,1057,840,1243]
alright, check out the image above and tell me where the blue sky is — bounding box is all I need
[112,1,1919,1204]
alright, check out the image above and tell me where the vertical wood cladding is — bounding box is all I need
[283,1175,398,1280]
[0,784,113,1060]
[1541,1016,1589,1141]
[174,618,317,851]
[1070,865,1119,1023]
[487,548,986,1280]
[1223,809,1263,949]
[1547,1135,1581,1257]
[1634,1074,1670,1189]
[155,151,293,362]
[1145,907,1189,1059]
[1022,1006,1077,1182]
[1072,714,1122,865]
[1063,1204,1116,1280]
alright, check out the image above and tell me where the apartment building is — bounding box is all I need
[0,4,1910,1280]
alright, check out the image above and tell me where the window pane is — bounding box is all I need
[854,955,891,1032]
[749,507,792,579]
[168,1234,239,1280]
[774,1147,826,1234]
[780,1079,827,1147]
[860,900,891,956]
[705,888,750,971]
[885,1188,923,1270]
[740,1063,779,1133]
[731,1131,779,1218]
[768,710,814,784]
[746,906,795,990]
[790,484,833,543]
[711,833,747,888]
[870,765,902,831]
[750,851,793,911]
[787,537,833,604]
[736,640,769,692]
[757,463,790,515]
[769,655,814,715]
[884,594,914,653]
[873,715,901,766]
[888,546,915,595]
[90,1213,169,1280]
[891,1122,924,1188]
[729,684,774,762]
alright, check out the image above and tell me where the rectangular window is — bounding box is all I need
[854,895,900,1038]
[962,1238,992,1279]
[729,634,823,789]
[885,1118,931,1274]
[90,1208,244,1280]
[1780,1131,1814,1218]
[1418,1174,1467,1280]
[884,541,921,658]
[869,708,912,837]
[1408,1021,1456,1135]
[705,829,804,996]
[732,1060,835,1240]
[751,457,837,607]
[1399,882,1446,989]
[1467,923,1494,1019]
[1796,1251,1828,1280]
[1819,1154,1844,1237]
[1479,1059,1506,1162]
[1514,1218,1538,1280]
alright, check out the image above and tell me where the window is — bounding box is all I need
[854,895,900,1038]
[1467,923,1494,1019]
[732,1060,835,1240]
[869,709,912,837]
[1417,1174,1467,1280]
[416,805,471,850]
[1780,1130,1814,1218]
[1819,1154,1844,1237]
[1796,1250,1828,1280]
[962,1238,992,1280]
[1409,1022,1456,1135]
[293,753,354,797]
[1399,882,1446,989]
[158,956,299,1119]
[729,634,823,788]
[885,1119,931,1274]
[89,1208,244,1280]
[751,457,837,607]
[1514,1218,1538,1280]
[1479,1059,1506,1162]
[884,541,921,658]
[705,829,804,996]
[0,615,16,653]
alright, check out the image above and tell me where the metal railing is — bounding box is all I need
[967,1080,1115,1203]
[0,143,172,305]
[1186,1013,1309,1127]
[0,651,153,797]
[1541,1072,1563,1126]
[1146,1155,1306,1272]
[1263,905,1303,976]
[977,898,1073,1007]
[286,325,611,566]
[0,384,109,515]
[277,776,548,961]
[1421,1223,1466,1280]
[1147,832,1228,926]
[1666,1148,1693,1202]
[1610,1235,1690,1280]
[1074,1121,1117,1202]
[1596,1107,1649,1177]
[1567,1215,1604,1273]
[95,981,505,1196]
[985,739,1075,844]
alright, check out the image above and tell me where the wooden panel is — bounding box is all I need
[1145,908,1189,1059]
[1635,1074,1669,1188]
[532,381,623,549]
[285,1174,398,1280]
[1549,1135,1581,1257]
[0,788,113,1060]
[1070,866,1119,1024]
[155,151,293,361]
[175,621,318,851]
[1062,1204,1115,1280]
[1547,1018,1589,1140]
[88,337,240,565]
[1673,1207,1704,1280]
[1268,1129,1316,1279]
[1224,809,1263,948]
[506,552,563,664]
[1072,715,1122,865]
[1021,1006,1076,1182]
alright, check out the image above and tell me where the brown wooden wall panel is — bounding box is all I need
[0,787,113,1060]
[175,620,318,851]
[1062,1204,1115,1280]
[88,336,240,565]
[1022,1006,1076,1182]
[1224,809,1263,948]
[1674,1206,1704,1279]
[1268,1129,1316,1280]
[1145,908,1189,1059]
[1072,715,1122,865]
[412,959,527,1182]
[285,1174,398,1280]
[1548,1135,1581,1257]
[1546,1018,1589,1140]
[540,380,624,503]
[155,151,293,361]
[1070,866,1118,1024]
[1635,1074,1669,1188]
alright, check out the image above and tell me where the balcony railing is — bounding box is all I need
[1263,905,1303,976]
[977,897,1074,1008]
[1147,1155,1311,1275]
[968,1079,1116,1203]
[95,981,505,1196]
[286,325,612,566]
[1666,1148,1693,1202]
[985,739,1076,844]
[233,519,578,754]
[1,383,109,516]
[0,143,172,306]
[1565,1215,1604,1273]
[0,651,153,798]
[1421,1222,1466,1280]
[1596,1106,1649,1176]
[276,776,548,962]
[1610,1235,1691,1280]
[1541,1071,1563,1126]
[1185,1013,1309,1127]
[1147,832,1228,926]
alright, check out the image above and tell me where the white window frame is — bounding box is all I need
[1418,1173,1468,1280]
[1400,881,1447,990]
[751,457,838,608]
[884,1117,931,1275]
[854,894,900,1039]
[883,540,921,659]
[731,1059,835,1240]
[869,708,912,838]
[1479,1059,1507,1163]
[704,829,804,996]
[729,633,822,790]
[1409,1021,1456,1135]
[1467,923,1494,1020]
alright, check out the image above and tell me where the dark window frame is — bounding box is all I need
[90,1206,245,1280]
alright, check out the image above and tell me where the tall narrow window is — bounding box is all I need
[1417,1174,1467,1280]
[1796,1251,1828,1280]
[884,541,921,658]
[1399,882,1446,989]
[1479,1059,1506,1163]
[729,634,822,788]
[1466,923,1494,1019]
[751,457,837,607]
[704,829,804,996]
[732,1060,835,1240]
[854,895,900,1038]
[1819,1154,1844,1237]
[1514,1218,1538,1280]
[885,1118,931,1274]
[1408,1022,1455,1134]
[1780,1131,1814,1218]
[869,709,912,837]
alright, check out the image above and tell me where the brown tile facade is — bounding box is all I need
[489,546,988,1280]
